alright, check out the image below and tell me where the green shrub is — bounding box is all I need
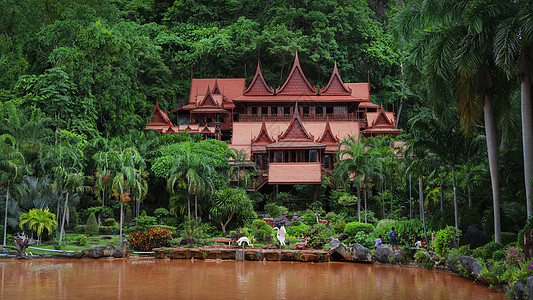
[324,212,338,223]
[332,221,346,234]
[250,219,274,244]
[75,235,88,246]
[373,218,425,245]
[458,245,472,256]
[472,247,488,260]
[303,211,317,225]
[68,208,80,229]
[129,227,173,251]
[518,229,525,248]
[306,223,335,249]
[433,226,461,258]
[132,216,157,230]
[153,225,177,233]
[492,249,506,261]
[414,250,434,268]
[484,242,504,259]
[85,213,99,236]
[73,225,86,234]
[344,222,375,237]
[99,226,118,235]
[154,208,171,223]
[499,232,516,246]
[351,231,373,249]
[124,208,133,225]
[265,203,282,218]
[286,223,309,238]
[103,218,115,226]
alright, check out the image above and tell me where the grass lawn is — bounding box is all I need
[27,233,125,254]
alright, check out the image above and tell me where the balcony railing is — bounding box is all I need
[239,113,358,122]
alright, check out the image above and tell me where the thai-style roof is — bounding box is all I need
[277,104,314,141]
[345,83,370,101]
[198,86,220,107]
[275,51,318,95]
[244,61,274,95]
[174,78,245,112]
[317,118,339,144]
[319,61,351,95]
[362,104,402,137]
[149,100,173,125]
[252,121,275,144]
[212,77,222,94]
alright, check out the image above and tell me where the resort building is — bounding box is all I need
[146,52,401,194]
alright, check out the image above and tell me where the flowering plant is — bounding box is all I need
[505,246,525,267]
[272,214,304,228]
[129,227,172,251]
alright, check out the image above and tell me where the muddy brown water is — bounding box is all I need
[0,258,508,299]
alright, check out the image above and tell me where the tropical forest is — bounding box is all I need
[1,0,533,298]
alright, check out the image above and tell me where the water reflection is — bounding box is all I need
[0,259,508,300]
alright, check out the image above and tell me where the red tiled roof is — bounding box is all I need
[319,61,351,95]
[252,121,275,144]
[244,62,274,95]
[277,104,314,141]
[275,51,318,96]
[174,78,245,112]
[358,101,380,109]
[266,140,326,149]
[233,95,358,102]
[268,162,322,184]
[317,118,339,144]
[345,83,370,101]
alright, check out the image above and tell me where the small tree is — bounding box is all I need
[19,208,58,242]
[210,187,255,234]
[85,212,99,236]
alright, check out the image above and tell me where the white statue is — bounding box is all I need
[236,236,253,248]
[274,226,286,246]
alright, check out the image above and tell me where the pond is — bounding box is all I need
[0,258,508,299]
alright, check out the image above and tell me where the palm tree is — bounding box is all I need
[167,142,215,221]
[334,136,367,222]
[0,134,27,247]
[53,168,85,244]
[19,208,57,242]
[493,2,533,217]
[229,148,257,188]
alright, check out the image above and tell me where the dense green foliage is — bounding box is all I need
[85,212,99,236]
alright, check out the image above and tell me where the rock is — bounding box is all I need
[112,240,129,258]
[527,276,533,300]
[447,254,460,273]
[81,243,115,258]
[350,243,372,263]
[514,279,527,300]
[375,245,394,263]
[328,238,354,261]
[458,256,483,277]
[460,225,488,249]
[338,234,349,242]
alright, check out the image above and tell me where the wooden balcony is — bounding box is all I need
[239,113,358,122]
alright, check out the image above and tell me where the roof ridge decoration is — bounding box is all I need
[212,77,222,94]
[252,121,275,144]
[275,51,318,95]
[372,103,394,127]
[150,99,173,125]
[278,103,314,141]
[244,60,274,95]
[198,85,219,108]
[319,61,351,95]
[317,117,339,144]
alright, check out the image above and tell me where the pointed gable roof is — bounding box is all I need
[278,103,314,141]
[149,100,173,125]
[275,51,318,95]
[252,121,275,144]
[244,61,274,95]
[319,61,351,95]
[372,103,394,127]
[212,77,222,94]
[198,85,219,107]
[317,118,339,144]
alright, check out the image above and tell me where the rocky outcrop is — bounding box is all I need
[514,280,528,300]
[350,243,373,263]
[375,245,395,263]
[458,256,483,277]
[328,238,353,261]
[80,241,130,258]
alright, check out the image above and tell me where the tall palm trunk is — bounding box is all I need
[364,189,367,223]
[59,191,69,244]
[119,200,123,244]
[440,175,444,212]
[418,177,427,240]
[484,95,501,243]
[381,184,386,219]
[195,193,198,223]
[452,167,458,229]
[356,188,361,222]
[521,73,533,217]
[3,184,9,246]
[187,193,191,221]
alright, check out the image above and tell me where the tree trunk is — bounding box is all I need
[452,166,458,229]
[119,200,123,244]
[187,193,191,221]
[195,193,198,223]
[440,176,444,212]
[381,184,385,219]
[59,192,69,244]
[409,175,412,219]
[357,188,361,222]
[419,177,427,240]
[468,184,472,208]
[364,189,368,223]
[3,184,9,247]
[521,73,533,217]
[484,94,501,243]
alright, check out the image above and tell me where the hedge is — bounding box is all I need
[344,221,375,236]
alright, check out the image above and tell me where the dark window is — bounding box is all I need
[233,113,239,122]
[261,107,269,115]
[275,151,283,163]
[284,107,291,115]
[310,150,317,162]
[326,106,333,114]
[316,106,323,115]
[252,107,257,115]
[271,107,277,116]
[324,155,331,169]
[303,107,310,115]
